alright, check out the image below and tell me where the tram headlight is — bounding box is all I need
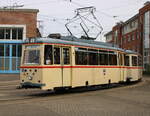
[28,76,32,80]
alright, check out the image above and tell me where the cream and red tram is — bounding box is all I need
[20,37,142,90]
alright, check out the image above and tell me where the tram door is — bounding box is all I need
[61,47,71,87]
[119,53,124,81]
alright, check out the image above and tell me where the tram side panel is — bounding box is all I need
[119,68,140,82]
[72,68,94,87]
[42,68,62,90]
[71,48,123,87]
[42,67,72,90]
[124,55,142,82]
[123,68,128,82]
[93,68,107,85]
[106,68,121,83]
[93,68,121,85]
[128,55,142,82]
[62,68,72,87]
[129,69,142,81]
[71,67,121,88]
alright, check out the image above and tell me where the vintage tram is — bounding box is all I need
[20,36,142,90]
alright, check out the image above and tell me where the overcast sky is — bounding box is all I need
[0,0,148,41]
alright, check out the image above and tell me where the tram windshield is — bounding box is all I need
[23,50,40,64]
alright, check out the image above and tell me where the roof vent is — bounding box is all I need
[47,33,61,39]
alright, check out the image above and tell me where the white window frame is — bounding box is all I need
[0,24,26,41]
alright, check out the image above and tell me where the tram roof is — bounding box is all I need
[24,36,137,54]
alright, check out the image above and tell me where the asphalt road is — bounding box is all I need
[0,74,150,116]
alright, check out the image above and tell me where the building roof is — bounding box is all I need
[122,13,139,26]
[104,13,138,37]
[104,31,113,37]
[0,8,39,13]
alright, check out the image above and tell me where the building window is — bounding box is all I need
[5,29,11,39]
[130,22,133,28]
[136,31,138,39]
[131,34,134,40]
[128,36,130,42]
[0,44,4,56]
[0,44,22,71]
[144,11,150,49]
[0,28,23,40]
[0,29,4,39]
[124,37,126,44]
[114,30,118,44]
[5,45,10,56]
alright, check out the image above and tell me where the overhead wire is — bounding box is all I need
[15,0,147,37]
[38,14,68,21]
[23,0,59,6]
[71,0,148,20]
[100,0,146,11]
[70,1,115,19]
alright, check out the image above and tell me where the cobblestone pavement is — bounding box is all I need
[0,74,19,81]
[0,75,150,116]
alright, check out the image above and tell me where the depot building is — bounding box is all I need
[0,8,39,73]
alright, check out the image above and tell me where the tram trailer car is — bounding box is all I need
[20,36,143,90]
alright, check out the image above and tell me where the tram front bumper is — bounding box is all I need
[21,82,45,89]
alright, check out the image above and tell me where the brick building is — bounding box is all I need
[105,2,150,71]
[0,8,39,73]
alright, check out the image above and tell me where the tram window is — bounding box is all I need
[119,54,123,66]
[44,45,53,65]
[24,50,40,64]
[75,48,88,65]
[88,49,98,65]
[99,50,109,65]
[138,56,142,66]
[63,48,70,65]
[109,52,117,65]
[125,55,130,66]
[132,56,138,66]
[54,47,60,64]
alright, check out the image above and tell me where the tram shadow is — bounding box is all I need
[26,81,141,98]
